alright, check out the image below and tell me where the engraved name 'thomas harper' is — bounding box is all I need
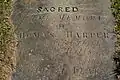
[37,7,78,13]
[18,32,109,39]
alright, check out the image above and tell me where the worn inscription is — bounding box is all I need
[12,0,115,80]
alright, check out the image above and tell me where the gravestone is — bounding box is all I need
[11,0,116,80]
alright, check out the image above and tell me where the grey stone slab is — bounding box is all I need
[11,0,116,80]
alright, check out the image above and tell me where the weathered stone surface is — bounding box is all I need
[12,0,115,80]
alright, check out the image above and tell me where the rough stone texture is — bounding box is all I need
[11,0,116,80]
